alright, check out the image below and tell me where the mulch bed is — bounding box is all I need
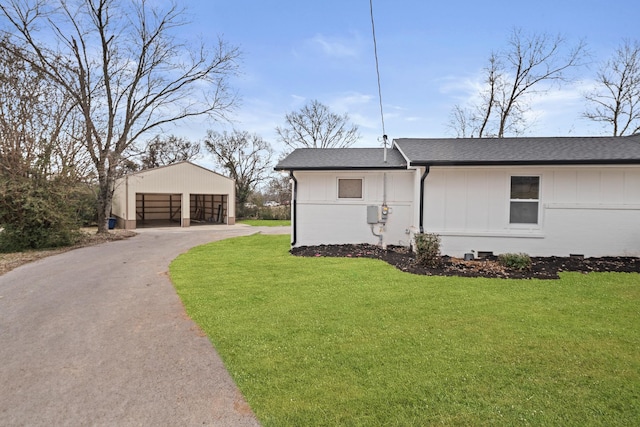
[291,244,640,279]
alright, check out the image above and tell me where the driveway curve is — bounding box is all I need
[0,224,288,426]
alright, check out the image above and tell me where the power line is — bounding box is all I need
[369,0,386,141]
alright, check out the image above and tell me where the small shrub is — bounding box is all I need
[414,232,441,268]
[498,253,532,270]
[257,206,291,220]
[237,205,291,221]
[70,185,98,226]
[0,176,83,252]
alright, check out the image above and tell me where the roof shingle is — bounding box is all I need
[275,135,640,170]
[275,147,406,170]
[394,135,640,165]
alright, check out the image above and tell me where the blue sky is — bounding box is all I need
[176,0,640,156]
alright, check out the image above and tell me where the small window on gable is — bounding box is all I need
[510,176,540,224]
[338,178,363,199]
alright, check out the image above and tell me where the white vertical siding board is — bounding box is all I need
[488,171,507,230]
[623,170,640,202]
[423,171,445,230]
[600,171,624,204]
[553,170,577,203]
[444,172,467,230]
[465,170,490,231]
[576,170,600,203]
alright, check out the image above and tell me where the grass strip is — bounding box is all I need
[238,219,291,227]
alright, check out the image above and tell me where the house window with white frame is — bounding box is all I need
[338,178,363,199]
[509,176,540,224]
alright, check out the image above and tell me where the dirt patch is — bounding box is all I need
[291,244,640,279]
[0,229,137,276]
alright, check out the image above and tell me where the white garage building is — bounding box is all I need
[111,162,235,229]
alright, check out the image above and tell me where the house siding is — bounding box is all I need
[294,170,415,247]
[423,165,640,257]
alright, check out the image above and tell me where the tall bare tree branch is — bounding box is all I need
[203,129,273,214]
[584,39,640,136]
[448,28,587,138]
[276,100,360,149]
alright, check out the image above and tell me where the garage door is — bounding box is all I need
[190,194,229,224]
[136,193,182,227]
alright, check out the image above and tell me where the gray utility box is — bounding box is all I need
[367,205,379,224]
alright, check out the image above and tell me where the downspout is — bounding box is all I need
[289,171,297,246]
[369,172,388,248]
[419,166,430,233]
[383,171,387,207]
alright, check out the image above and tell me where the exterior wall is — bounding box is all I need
[112,162,235,228]
[423,165,640,257]
[294,170,415,247]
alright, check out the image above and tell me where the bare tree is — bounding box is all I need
[449,29,587,138]
[448,55,502,138]
[0,0,240,232]
[0,37,95,250]
[140,135,200,169]
[276,100,360,149]
[584,40,640,136]
[265,174,292,205]
[0,36,85,180]
[203,129,274,214]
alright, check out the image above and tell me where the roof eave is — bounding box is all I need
[274,165,407,171]
[409,159,640,167]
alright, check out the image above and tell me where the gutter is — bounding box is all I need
[289,171,297,246]
[274,165,406,171]
[419,166,430,233]
[409,159,640,166]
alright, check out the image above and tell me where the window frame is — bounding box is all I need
[508,175,541,226]
[337,177,364,200]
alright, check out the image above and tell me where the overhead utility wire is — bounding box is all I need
[369,0,386,141]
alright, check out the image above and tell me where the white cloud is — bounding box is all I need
[295,32,364,60]
[328,92,373,110]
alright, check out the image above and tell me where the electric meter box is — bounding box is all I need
[367,205,379,224]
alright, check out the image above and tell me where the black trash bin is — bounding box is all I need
[108,217,117,230]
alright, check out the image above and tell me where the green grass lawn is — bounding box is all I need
[238,219,291,227]
[170,234,640,426]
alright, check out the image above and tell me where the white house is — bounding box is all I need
[111,162,235,229]
[275,135,640,257]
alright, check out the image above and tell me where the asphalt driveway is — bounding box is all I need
[0,224,288,426]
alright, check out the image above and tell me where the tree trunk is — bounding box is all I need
[96,173,115,234]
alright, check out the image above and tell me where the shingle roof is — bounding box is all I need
[275,147,407,170]
[275,136,640,170]
[394,135,640,166]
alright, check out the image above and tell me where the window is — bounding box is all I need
[510,176,539,224]
[338,178,363,199]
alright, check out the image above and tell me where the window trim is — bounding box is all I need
[337,177,364,200]
[509,175,541,226]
